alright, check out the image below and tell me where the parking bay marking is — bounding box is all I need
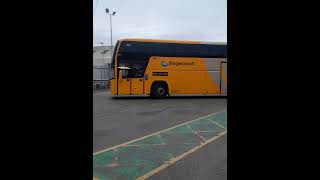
[93,110,227,180]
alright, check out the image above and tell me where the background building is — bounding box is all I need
[93,46,113,89]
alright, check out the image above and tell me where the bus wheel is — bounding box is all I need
[151,83,168,98]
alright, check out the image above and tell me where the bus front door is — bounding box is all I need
[130,64,144,95]
[118,69,130,95]
[131,78,143,94]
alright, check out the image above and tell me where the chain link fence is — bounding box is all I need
[93,64,113,90]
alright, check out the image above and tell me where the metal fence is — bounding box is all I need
[93,65,112,90]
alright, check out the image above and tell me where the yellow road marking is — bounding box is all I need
[136,131,227,180]
[93,110,226,155]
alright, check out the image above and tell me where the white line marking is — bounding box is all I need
[207,118,227,130]
[187,124,207,142]
[93,110,226,155]
[136,131,227,180]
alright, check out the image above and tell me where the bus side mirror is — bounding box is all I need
[119,70,123,80]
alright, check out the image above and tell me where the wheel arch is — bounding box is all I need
[150,80,171,95]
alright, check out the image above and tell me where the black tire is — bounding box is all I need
[151,83,168,98]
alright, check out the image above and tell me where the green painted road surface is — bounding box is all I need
[93,111,227,180]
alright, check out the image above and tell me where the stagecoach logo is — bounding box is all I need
[161,60,195,67]
[161,61,169,67]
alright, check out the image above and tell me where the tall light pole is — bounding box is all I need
[105,8,116,53]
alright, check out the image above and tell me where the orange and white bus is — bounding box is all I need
[110,39,227,98]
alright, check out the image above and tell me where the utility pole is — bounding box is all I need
[105,8,116,53]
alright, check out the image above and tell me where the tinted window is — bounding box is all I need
[131,63,145,78]
[118,41,227,59]
[117,41,227,77]
[122,69,130,78]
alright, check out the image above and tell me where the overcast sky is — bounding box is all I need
[93,0,226,46]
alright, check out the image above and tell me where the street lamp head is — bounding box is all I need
[105,8,109,14]
[112,11,116,16]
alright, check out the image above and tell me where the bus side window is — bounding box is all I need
[122,69,130,78]
[132,63,144,78]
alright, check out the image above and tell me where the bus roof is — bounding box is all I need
[118,38,227,45]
